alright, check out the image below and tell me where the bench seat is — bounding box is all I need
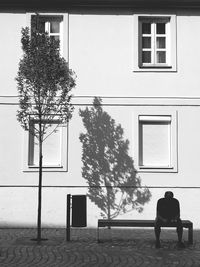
[97,219,193,244]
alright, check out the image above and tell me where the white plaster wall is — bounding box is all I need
[0,103,200,228]
[0,11,200,229]
[69,11,200,97]
[0,14,26,95]
[1,12,200,97]
[0,187,199,228]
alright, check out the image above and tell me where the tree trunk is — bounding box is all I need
[37,122,43,241]
[107,188,111,229]
[105,181,111,229]
[107,187,111,220]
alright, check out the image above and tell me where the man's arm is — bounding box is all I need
[156,199,167,223]
[171,199,180,222]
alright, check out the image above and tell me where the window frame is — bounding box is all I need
[139,17,169,67]
[133,110,178,173]
[23,120,68,172]
[133,14,177,72]
[44,17,64,55]
[26,13,69,60]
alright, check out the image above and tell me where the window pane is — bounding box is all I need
[156,51,166,63]
[50,36,60,42]
[38,21,45,33]
[156,23,165,34]
[142,37,151,48]
[156,37,166,48]
[50,21,60,33]
[142,51,151,63]
[142,23,151,34]
[29,124,61,166]
[43,125,61,165]
[139,121,170,166]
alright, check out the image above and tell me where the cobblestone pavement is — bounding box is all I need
[0,228,200,266]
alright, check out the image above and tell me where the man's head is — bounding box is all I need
[164,191,174,199]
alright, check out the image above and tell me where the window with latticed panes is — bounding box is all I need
[31,15,64,54]
[139,17,170,67]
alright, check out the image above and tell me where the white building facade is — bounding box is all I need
[0,0,200,228]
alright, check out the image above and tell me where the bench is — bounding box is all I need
[97,219,193,244]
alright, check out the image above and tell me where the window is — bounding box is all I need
[133,111,177,172]
[24,120,68,172]
[31,15,63,54]
[140,18,169,66]
[133,14,177,71]
[139,116,171,167]
[28,13,69,58]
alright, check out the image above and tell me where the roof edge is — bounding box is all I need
[1,0,200,11]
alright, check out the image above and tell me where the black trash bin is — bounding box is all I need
[72,195,87,227]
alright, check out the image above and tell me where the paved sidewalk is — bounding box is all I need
[0,228,200,266]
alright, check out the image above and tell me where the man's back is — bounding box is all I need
[155,191,185,248]
[157,197,180,220]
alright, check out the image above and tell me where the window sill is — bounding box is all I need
[140,64,172,69]
[138,166,177,173]
[133,65,176,72]
[23,165,68,172]
[28,165,63,168]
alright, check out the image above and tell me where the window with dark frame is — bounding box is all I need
[139,17,170,67]
[31,15,64,53]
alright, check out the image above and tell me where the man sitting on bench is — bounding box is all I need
[155,191,185,248]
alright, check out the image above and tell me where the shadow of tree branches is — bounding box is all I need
[79,97,151,219]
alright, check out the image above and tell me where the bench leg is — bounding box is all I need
[188,226,193,244]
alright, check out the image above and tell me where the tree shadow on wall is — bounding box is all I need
[79,97,151,220]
